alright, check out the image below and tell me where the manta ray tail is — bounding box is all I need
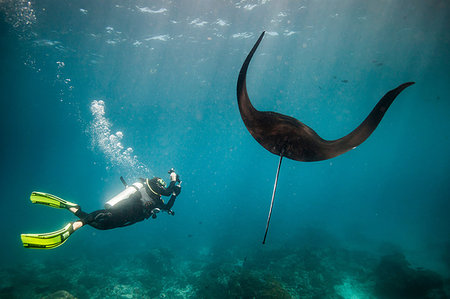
[262,154,283,244]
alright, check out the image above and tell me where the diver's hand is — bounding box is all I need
[170,171,177,182]
[173,185,181,196]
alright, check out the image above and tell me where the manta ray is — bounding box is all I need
[236,31,414,244]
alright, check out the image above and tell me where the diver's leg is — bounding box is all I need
[65,207,86,231]
[78,209,119,230]
[70,205,124,230]
[65,210,110,232]
[72,220,84,231]
[70,206,90,219]
[68,207,99,230]
[69,205,125,231]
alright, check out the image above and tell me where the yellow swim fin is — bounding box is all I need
[30,192,79,209]
[21,222,75,249]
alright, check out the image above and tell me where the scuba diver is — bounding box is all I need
[20,169,182,249]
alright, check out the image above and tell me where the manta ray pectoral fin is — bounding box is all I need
[320,81,415,161]
[236,31,414,244]
[237,31,414,162]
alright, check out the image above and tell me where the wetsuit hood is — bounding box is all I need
[147,177,167,198]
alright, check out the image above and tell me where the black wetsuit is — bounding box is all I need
[75,177,180,230]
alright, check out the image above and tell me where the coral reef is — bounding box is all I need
[373,253,445,298]
[41,290,77,299]
[1,242,448,298]
[194,266,291,299]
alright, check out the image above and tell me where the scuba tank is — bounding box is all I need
[105,177,154,209]
[104,182,143,209]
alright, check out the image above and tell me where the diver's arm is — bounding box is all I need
[161,185,181,211]
[159,181,176,196]
[160,170,180,195]
[163,194,177,210]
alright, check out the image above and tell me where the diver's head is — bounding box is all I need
[146,177,167,198]
[156,178,166,188]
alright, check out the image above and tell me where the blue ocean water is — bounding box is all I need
[1,0,449,298]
